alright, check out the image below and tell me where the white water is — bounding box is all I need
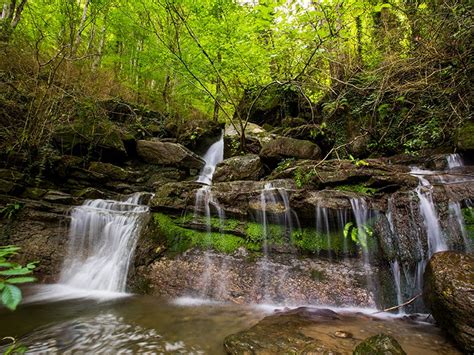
[446,153,463,169]
[193,185,229,299]
[196,132,224,185]
[410,168,448,255]
[449,201,472,253]
[59,195,150,293]
[349,197,375,306]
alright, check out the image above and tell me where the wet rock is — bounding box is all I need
[269,159,417,191]
[88,161,129,181]
[151,179,295,217]
[224,307,341,354]
[73,187,109,200]
[136,140,205,169]
[260,137,321,163]
[174,119,223,151]
[423,251,474,352]
[353,333,406,355]
[43,190,75,204]
[213,154,263,182]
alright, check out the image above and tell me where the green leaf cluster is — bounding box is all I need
[0,246,37,311]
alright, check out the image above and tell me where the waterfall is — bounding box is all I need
[196,132,224,185]
[410,168,448,255]
[446,153,463,169]
[390,260,404,314]
[60,194,150,293]
[255,183,298,303]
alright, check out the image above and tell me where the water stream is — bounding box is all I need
[196,132,224,185]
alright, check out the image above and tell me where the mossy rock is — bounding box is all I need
[88,161,129,181]
[153,213,252,254]
[456,120,474,152]
[423,251,474,352]
[52,118,127,162]
[22,187,47,199]
[353,334,406,355]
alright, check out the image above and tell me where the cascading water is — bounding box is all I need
[349,197,375,305]
[60,195,150,292]
[196,132,224,185]
[255,183,298,303]
[315,204,331,259]
[193,133,228,298]
[446,153,463,169]
[449,201,472,253]
[410,168,448,255]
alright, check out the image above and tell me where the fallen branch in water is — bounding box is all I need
[373,293,422,314]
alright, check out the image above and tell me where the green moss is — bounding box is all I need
[245,222,286,245]
[462,207,474,240]
[291,227,355,254]
[335,184,377,196]
[154,213,252,254]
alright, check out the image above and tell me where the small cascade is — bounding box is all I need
[410,168,448,255]
[390,260,404,314]
[446,153,463,169]
[60,194,150,293]
[315,204,331,258]
[193,185,227,299]
[196,132,224,185]
[255,183,298,303]
[449,201,472,253]
[349,197,375,305]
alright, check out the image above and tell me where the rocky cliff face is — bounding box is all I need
[1,121,473,311]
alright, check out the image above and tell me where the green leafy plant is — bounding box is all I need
[343,222,373,249]
[294,167,316,188]
[0,203,24,220]
[2,337,27,354]
[348,154,369,167]
[0,246,37,311]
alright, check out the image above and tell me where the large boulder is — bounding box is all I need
[88,161,129,181]
[213,154,263,182]
[260,137,321,163]
[224,122,273,158]
[353,334,406,355]
[136,140,205,170]
[52,119,127,162]
[423,251,474,352]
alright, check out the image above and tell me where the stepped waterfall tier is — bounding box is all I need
[60,195,150,292]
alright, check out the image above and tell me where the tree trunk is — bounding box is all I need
[71,0,90,57]
[213,52,222,121]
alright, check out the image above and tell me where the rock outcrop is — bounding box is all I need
[213,154,263,182]
[260,136,321,162]
[136,140,205,169]
[423,251,474,353]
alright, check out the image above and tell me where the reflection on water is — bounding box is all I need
[0,293,461,354]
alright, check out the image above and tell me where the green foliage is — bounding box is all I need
[0,203,24,220]
[348,155,369,167]
[2,337,27,355]
[0,246,37,311]
[462,207,474,241]
[293,167,316,188]
[343,222,373,249]
[335,184,377,196]
[245,222,285,246]
[291,227,354,254]
[275,158,295,173]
